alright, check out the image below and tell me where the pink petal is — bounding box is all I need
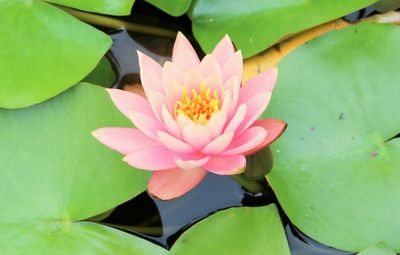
[107,89,163,140]
[157,131,194,153]
[138,52,163,95]
[92,128,161,155]
[202,72,223,97]
[224,103,247,133]
[123,146,179,170]
[236,92,272,134]
[148,167,207,200]
[172,32,200,71]
[199,54,221,78]
[221,50,243,83]
[202,132,234,155]
[206,111,227,139]
[223,77,240,114]
[240,68,278,103]
[204,154,246,175]
[176,113,193,129]
[161,105,181,138]
[147,90,166,122]
[222,126,267,155]
[212,34,235,67]
[183,69,204,94]
[175,154,210,170]
[162,61,184,89]
[243,119,287,156]
[166,79,183,112]
[182,123,212,150]
[220,90,232,116]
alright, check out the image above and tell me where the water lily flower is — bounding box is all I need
[93,32,286,200]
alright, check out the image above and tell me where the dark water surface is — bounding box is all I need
[93,2,386,254]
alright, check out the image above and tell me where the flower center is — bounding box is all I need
[174,84,221,125]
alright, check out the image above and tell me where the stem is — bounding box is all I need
[231,174,267,195]
[58,6,177,38]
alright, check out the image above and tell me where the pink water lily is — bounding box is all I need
[93,32,286,200]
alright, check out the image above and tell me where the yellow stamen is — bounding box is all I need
[175,84,221,125]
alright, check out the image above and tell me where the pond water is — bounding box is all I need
[93,2,387,254]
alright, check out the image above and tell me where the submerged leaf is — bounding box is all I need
[266,22,400,252]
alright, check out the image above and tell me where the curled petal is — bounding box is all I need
[107,89,163,140]
[92,128,160,155]
[243,119,287,156]
[204,154,246,175]
[148,167,207,200]
[202,132,234,155]
[212,34,235,67]
[123,146,179,170]
[222,126,267,155]
[172,32,200,71]
[157,131,194,153]
[175,155,210,170]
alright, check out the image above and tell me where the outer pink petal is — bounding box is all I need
[148,167,207,200]
[157,131,194,153]
[182,123,212,150]
[236,92,272,134]
[243,119,287,156]
[107,89,163,140]
[138,52,163,95]
[222,126,267,155]
[204,154,246,175]
[123,146,179,170]
[162,61,184,89]
[199,54,221,78]
[175,155,210,170]
[161,105,181,138]
[206,111,226,139]
[211,34,235,67]
[202,132,234,155]
[221,50,243,83]
[224,103,247,133]
[92,128,161,155]
[240,68,278,102]
[172,32,200,71]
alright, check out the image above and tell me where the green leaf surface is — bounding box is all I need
[45,0,135,15]
[0,0,111,108]
[358,243,396,255]
[373,0,400,12]
[170,205,290,255]
[189,0,376,58]
[265,22,400,252]
[84,56,117,87]
[0,83,161,254]
[145,0,191,16]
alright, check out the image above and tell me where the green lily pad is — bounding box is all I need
[45,0,135,15]
[170,205,290,255]
[189,0,376,58]
[84,56,117,88]
[0,83,162,254]
[358,243,396,255]
[373,0,400,12]
[265,22,400,252]
[145,0,191,16]
[0,0,111,108]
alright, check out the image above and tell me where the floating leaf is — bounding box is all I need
[374,0,400,12]
[0,83,163,254]
[265,22,400,252]
[0,1,111,108]
[170,205,290,255]
[357,243,396,255]
[45,0,135,15]
[189,0,376,58]
[84,56,117,88]
[145,0,191,16]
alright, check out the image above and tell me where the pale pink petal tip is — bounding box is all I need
[212,34,235,66]
[148,167,207,200]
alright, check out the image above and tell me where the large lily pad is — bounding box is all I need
[265,22,400,252]
[357,243,396,255]
[189,0,375,58]
[45,0,135,15]
[170,205,290,255]
[145,0,191,16]
[0,0,111,108]
[0,83,162,254]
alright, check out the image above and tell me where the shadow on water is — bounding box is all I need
[92,2,387,254]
